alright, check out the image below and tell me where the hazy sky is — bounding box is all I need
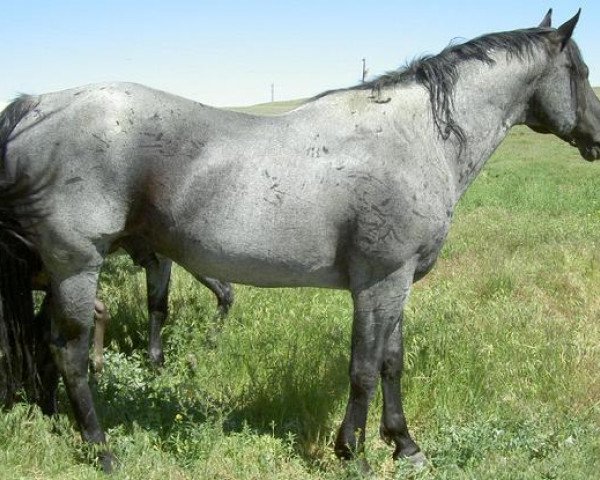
[2,1,599,108]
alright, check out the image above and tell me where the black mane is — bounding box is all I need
[315,28,555,147]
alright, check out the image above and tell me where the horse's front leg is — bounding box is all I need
[335,263,419,468]
[49,267,115,472]
[379,314,426,465]
[146,255,172,366]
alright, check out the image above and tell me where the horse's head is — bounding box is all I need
[526,10,600,161]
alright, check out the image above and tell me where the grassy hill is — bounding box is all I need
[228,98,307,116]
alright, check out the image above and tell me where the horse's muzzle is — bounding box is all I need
[568,134,600,161]
[578,142,600,161]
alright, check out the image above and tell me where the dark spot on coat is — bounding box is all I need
[91,133,110,147]
[322,146,329,154]
[190,139,205,150]
[306,146,320,158]
[65,176,83,185]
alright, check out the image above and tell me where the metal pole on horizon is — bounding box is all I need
[362,58,368,83]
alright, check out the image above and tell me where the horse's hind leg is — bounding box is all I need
[335,263,420,468]
[146,254,172,366]
[195,275,234,347]
[34,294,59,416]
[48,264,114,472]
[196,276,234,317]
[121,240,171,367]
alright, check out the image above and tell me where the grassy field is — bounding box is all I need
[1,98,600,479]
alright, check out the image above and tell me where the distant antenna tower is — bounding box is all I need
[271,82,275,103]
[362,58,368,83]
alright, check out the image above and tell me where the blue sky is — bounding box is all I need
[2,1,599,107]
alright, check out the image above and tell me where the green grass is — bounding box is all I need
[2,105,600,479]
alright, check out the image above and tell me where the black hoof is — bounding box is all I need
[98,451,118,474]
[334,440,353,461]
[396,450,428,468]
[353,457,374,478]
[148,350,165,368]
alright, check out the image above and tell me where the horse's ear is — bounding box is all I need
[553,9,581,50]
[538,8,552,28]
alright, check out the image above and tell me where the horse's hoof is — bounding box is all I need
[148,350,165,368]
[98,451,118,474]
[404,451,428,468]
[359,458,374,477]
[346,457,375,478]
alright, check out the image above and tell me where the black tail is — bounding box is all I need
[0,95,46,246]
[0,96,47,408]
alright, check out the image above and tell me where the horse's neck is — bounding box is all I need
[447,54,544,198]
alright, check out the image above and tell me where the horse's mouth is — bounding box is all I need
[577,142,600,161]
[564,136,600,161]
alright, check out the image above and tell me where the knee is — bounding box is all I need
[349,365,379,397]
[381,356,403,380]
[383,412,406,432]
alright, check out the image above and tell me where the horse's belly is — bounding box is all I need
[142,154,352,287]
[174,237,346,288]
[162,209,348,288]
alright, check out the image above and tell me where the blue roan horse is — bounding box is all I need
[1,10,599,472]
